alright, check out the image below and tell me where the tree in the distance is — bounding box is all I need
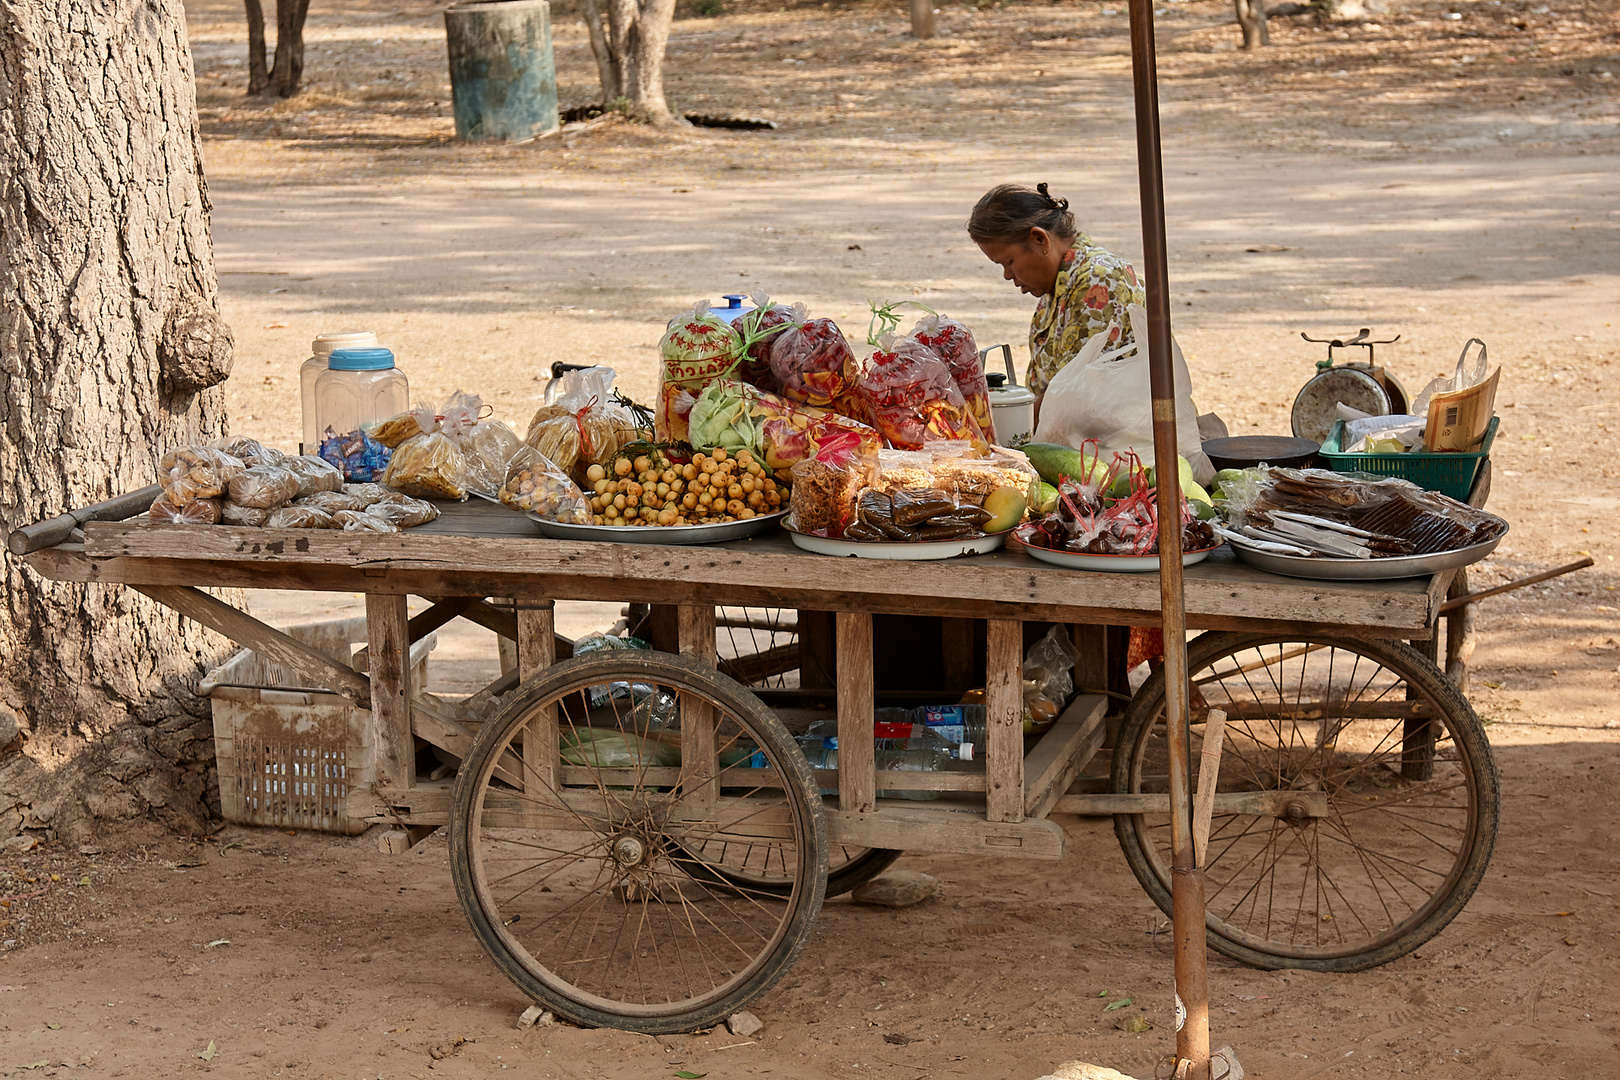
[1,0,236,841]
[245,0,312,97]
[581,0,682,124]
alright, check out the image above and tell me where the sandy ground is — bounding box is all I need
[3,0,1619,1076]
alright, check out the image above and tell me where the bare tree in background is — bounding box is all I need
[1234,0,1270,48]
[245,0,313,96]
[581,0,681,123]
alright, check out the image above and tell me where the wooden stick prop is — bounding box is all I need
[1192,709,1228,868]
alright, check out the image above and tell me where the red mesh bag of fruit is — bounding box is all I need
[769,317,865,418]
[855,334,987,451]
[909,312,992,440]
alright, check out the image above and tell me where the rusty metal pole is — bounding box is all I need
[1125,0,1210,1077]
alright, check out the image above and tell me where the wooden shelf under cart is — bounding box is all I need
[18,493,1497,1031]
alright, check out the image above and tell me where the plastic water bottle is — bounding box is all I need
[796,729,955,802]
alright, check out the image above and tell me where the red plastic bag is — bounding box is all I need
[856,335,986,451]
[732,296,804,395]
[909,313,992,441]
[769,317,864,419]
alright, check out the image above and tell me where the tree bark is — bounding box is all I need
[582,0,678,124]
[244,0,270,95]
[0,0,235,841]
[910,0,935,40]
[1234,0,1271,48]
[268,0,312,98]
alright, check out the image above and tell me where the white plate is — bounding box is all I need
[784,524,1007,561]
[1020,542,1221,573]
[526,510,787,545]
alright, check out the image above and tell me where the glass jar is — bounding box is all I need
[312,347,409,446]
[301,331,378,452]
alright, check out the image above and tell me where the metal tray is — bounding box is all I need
[1224,527,1507,581]
[1021,543,1220,574]
[784,524,1007,561]
[526,510,787,545]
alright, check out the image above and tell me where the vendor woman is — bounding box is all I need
[968,182,1144,422]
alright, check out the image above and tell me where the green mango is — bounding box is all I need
[1021,443,1110,488]
[1034,481,1059,515]
[1212,468,1247,495]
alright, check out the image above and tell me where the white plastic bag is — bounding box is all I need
[1033,303,1213,485]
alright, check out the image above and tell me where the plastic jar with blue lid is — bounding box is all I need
[312,347,409,445]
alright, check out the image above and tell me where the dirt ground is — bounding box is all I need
[3,0,1619,1076]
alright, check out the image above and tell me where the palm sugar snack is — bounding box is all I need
[382,431,470,500]
[148,495,224,525]
[158,446,245,502]
[285,454,345,496]
[226,464,301,509]
[266,506,335,529]
[331,510,401,534]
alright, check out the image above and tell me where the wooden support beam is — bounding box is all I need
[679,605,719,814]
[517,600,559,796]
[984,619,1024,823]
[1023,695,1108,820]
[835,611,876,814]
[132,584,371,706]
[378,824,438,855]
[367,593,415,789]
[1053,790,1331,818]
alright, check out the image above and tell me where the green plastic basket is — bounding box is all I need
[1319,416,1497,502]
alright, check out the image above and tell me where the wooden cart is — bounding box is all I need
[18,498,1499,1033]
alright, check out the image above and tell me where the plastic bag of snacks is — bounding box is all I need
[909,313,993,441]
[148,495,223,525]
[788,456,872,537]
[285,454,345,496]
[214,437,286,467]
[295,490,370,514]
[869,442,1040,507]
[342,482,390,505]
[656,301,744,443]
[689,379,882,474]
[368,492,439,528]
[221,502,272,527]
[158,446,245,502]
[266,505,335,529]
[498,446,591,522]
[225,464,300,509]
[856,335,986,451]
[331,510,401,534]
[769,317,863,417]
[524,367,639,484]
[371,405,439,449]
[317,427,392,482]
[732,295,804,394]
[382,431,470,500]
[439,391,523,500]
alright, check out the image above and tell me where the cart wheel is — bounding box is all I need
[672,839,903,899]
[1112,631,1499,973]
[448,652,828,1033]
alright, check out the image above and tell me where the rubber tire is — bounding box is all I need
[448,651,828,1033]
[1111,630,1500,973]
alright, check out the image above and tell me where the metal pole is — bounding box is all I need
[1125,1,1209,1077]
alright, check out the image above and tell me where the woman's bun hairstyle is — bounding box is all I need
[967,183,1078,245]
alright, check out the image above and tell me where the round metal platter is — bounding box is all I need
[783,524,1007,561]
[1020,543,1221,574]
[1223,527,1507,581]
[526,510,788,545]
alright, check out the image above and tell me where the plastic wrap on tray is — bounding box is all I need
[909,313,993,440]
[855,335,986,451]
[295,490,370,514]
[382,431,470,500]
[148,495,223,525]
[213,437,286,467]
[368,492,439,528]
[225,464,301,509]
[158,446,245,502]
[343,482,391,505]
[788,456,872,537]
[526,367,640,483]
[331,509,401,534]
[266,506,335,529]
[221,502,272,527]
[285,454,345,496]
[499,446,590,522]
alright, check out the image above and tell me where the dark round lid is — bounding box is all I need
[1203,435,1321,470]
[985,372,1007,388]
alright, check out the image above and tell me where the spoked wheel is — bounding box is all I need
[449,652,828,1033]
[672,838,903,899]
[1113,631,1499,972]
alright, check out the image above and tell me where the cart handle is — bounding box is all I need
[7,485,162,556]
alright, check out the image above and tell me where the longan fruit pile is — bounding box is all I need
[584,447,784,527]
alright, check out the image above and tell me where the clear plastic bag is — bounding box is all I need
[367,492,439,528]
[266,506,335,529]
[225,464,301,509]
[285,454,345,496]
[732,295,803,394]
[382,431,470,500]
[909,313,993,441]
[869,442,1041,507]
[525,367,640,483]
[221,502,272,527]
[158,446,245,502]
[690,379,882,472]
[331,509,401,534]
[1023,624,1078,708]
[371,405,439,449]
[213,437,286,467]
[498,446,591,522]
[856,335,986,451]
[295,490,370,514]
[342,482,391,505]
[440,393,522,500]
[788,456,872,537]
[769,317,862,417]
[657,302,745,443]
[148,495,223,525]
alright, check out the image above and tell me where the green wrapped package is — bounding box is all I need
[559,728,681,770]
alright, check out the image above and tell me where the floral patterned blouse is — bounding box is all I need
[1027,236,1145,397]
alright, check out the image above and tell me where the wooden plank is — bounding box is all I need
[679,604,719,814]
[1071,624,1108,696]
[367,593,415,789]
[940,618,977,694]
[826,803,1065,860]
[718,642,801,685]
[1192,709,1229,867]
[131,584,372,706]
[1215,701,1433,721]
[1053,790,1331,818]
[648,604,681,653]
[984,619,1024,823]
[494,598,519,676]
[1023,694,1107,820]
[517,601,559,796]
[835,611,876,814]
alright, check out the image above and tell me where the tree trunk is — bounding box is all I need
[909,0,935,40]
[1234,0,1271,48]
[0,0,235,842]
[268,0,312,98]
[245,0,271,95]
[581,0,678,124]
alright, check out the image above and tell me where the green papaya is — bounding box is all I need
[1034,481,1059,515]
[1021,443,1110,488]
